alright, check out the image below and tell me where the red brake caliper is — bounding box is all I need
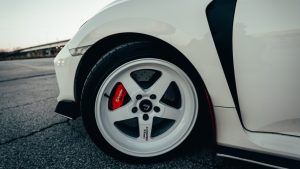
[111,83,128,110]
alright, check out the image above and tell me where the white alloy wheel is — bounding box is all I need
[94,58,198,157]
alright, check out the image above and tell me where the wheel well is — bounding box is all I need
[75,33,185,103]
[74,32,216,143]
[74,33,151,103]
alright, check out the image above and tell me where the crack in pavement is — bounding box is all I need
[0,120,69,146]
[0,96,56,113]
[0,73,55,83]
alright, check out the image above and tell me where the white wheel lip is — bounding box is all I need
[95,58,198,157]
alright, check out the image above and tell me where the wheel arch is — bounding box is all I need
[74,32,216,143]
[75,33,200,102]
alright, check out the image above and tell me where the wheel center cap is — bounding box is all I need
[139,99,153,113]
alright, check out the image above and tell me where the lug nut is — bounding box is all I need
[143,114,149,121]
[154,106,160,112]
[132,107,138,113]
[136,94,142,100]
[150,94,156,100]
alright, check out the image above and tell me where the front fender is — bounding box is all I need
[68,0,234,107]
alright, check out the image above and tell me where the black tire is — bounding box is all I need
[81,41,213,162]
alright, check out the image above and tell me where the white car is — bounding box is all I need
[54,0,300,167]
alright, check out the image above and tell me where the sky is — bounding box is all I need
[0,0,113,50]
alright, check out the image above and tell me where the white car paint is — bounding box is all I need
[234,0,300,136]
[54,0,300,164]
[54,45,81,101]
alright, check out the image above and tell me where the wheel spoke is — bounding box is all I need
[148,72,172,100]
[108,103,136,122]
[119,73,143,98]
[138,117,153,141]
[159,104,182,120]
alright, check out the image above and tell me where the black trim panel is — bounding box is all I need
[218,145,300,168]
[206,0,240,113]
[55,101,80,119]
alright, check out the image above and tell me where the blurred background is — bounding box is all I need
[0,0,113,60]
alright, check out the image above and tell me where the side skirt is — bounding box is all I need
[217,145,300,169]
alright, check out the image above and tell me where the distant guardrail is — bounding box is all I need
[0,40,69,61]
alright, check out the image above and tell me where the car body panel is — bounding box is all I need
[215,107,300,161]
[233,0,300,137]
[54,45,81,101]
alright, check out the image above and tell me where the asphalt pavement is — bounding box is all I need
[0,58,268,169]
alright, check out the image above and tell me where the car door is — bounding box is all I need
[233,0,300,136]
